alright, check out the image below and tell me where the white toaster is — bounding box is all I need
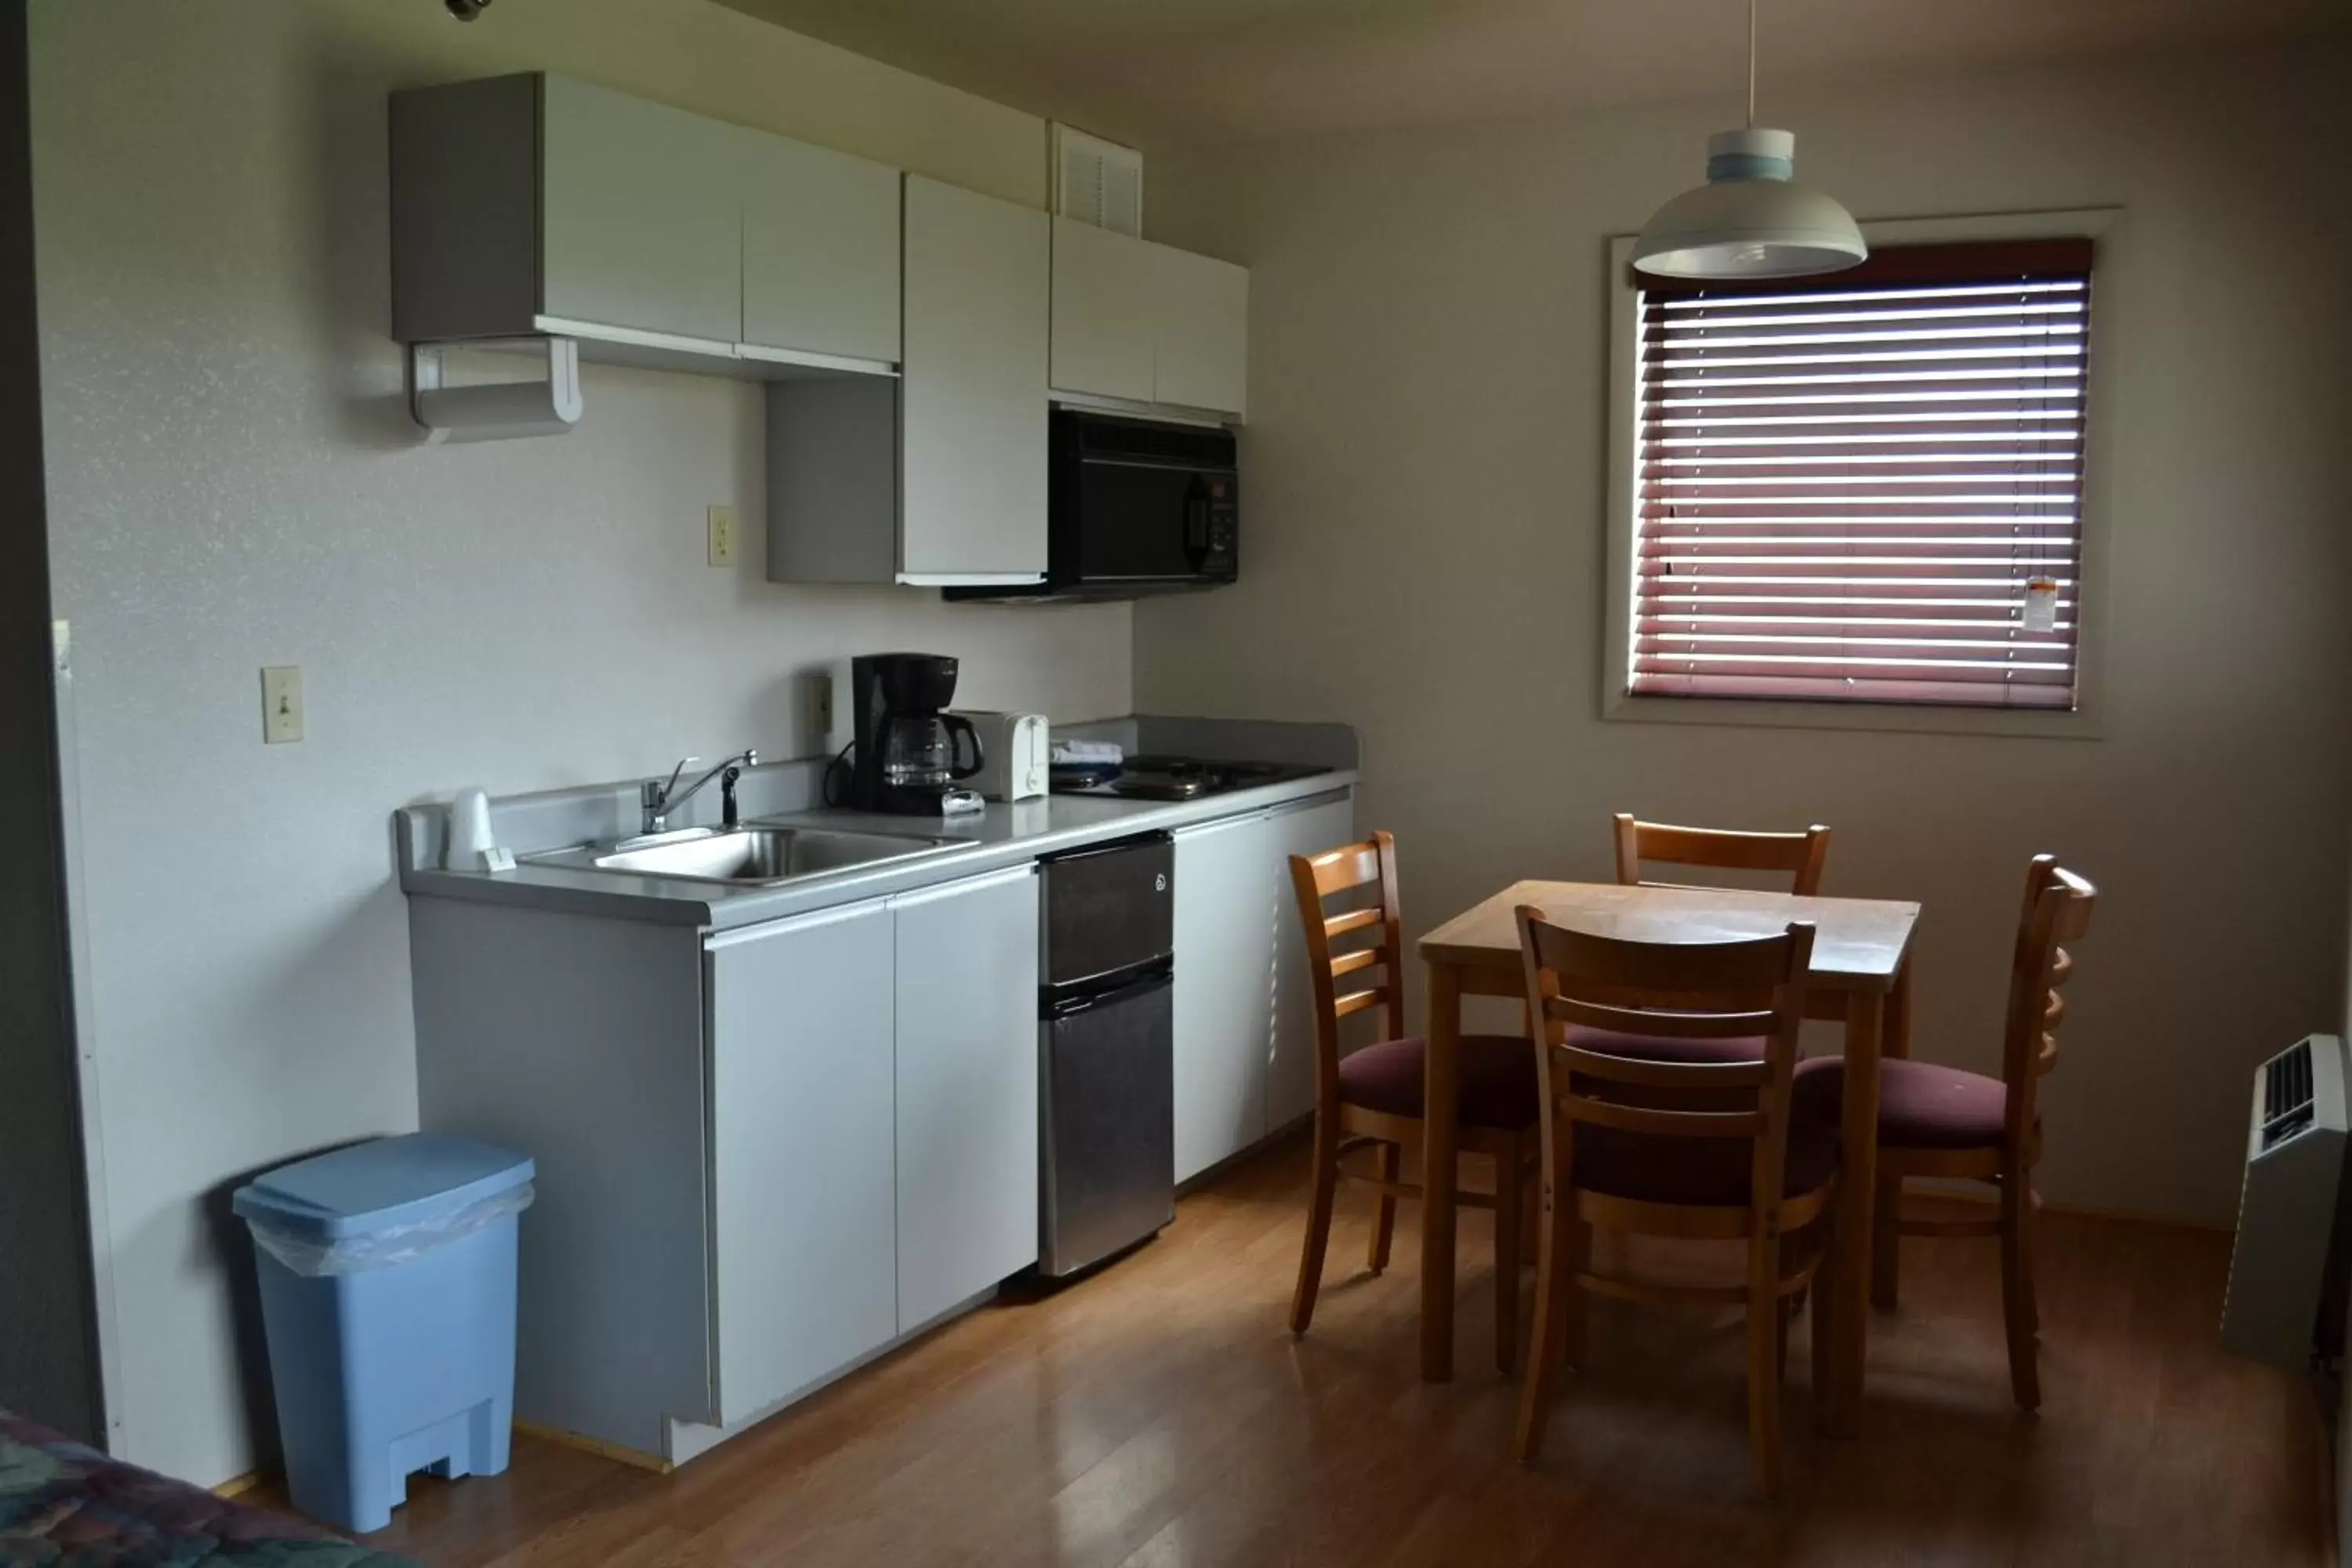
[950,710,1051,801]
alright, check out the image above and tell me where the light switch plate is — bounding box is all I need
[706,505,736,568]
[261,666,303,744]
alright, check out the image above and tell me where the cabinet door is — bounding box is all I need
[893,866,1041,1328]
[741,129,902,366]
[1151,243,1249,418]
[901,176,1050,583]
[1051,218,1155,403]
[539,76,743,347]
[1266,796,1359,1134]
[1172,812,1279,1181]
[706,902,897,1426]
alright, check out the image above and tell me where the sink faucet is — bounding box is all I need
[642,750,758,836]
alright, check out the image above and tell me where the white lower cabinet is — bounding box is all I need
[1173,812,1277,1182]
[1172,793,1356,1182]
[706,901,898,1426]
[891,865,1043,1328]
[1266,797,1359,1131]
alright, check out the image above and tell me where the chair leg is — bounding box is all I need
[1494,1141,1524,1375]
[1774,1235,1796,1389]
[1745,1232,1784,1499]
[1562,1209,1589,1374]
[1871,1171,1903,1312]
[1810,1207,1837,1413]
[1514,1152,1576,1462]
[1367,1140,1400,1275]
[1289,1112,1341,1336]
[2000,1163,2042,1411]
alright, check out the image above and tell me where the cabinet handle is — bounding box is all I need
[702,898,889,949]
[884,861,1037,910]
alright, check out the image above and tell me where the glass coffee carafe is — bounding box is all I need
[880,713,984,791]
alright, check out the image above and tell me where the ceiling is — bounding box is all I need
[717,0,2350,147]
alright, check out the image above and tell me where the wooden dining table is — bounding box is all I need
[1415,879,1919,1436]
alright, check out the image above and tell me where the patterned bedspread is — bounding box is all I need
[0,1412,420,1567]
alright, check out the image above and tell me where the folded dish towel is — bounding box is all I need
[1051,739,1124,765]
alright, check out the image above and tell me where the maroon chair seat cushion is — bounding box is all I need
[1338,1034,1539,1130]
[1791,1056,2009,1150]
[1571,1119,1839,1207]
[1566,1025,1766,1065]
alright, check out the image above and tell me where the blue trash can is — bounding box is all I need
[232,1133,534,1534]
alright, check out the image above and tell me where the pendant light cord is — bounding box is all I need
[1747,0,1758,129]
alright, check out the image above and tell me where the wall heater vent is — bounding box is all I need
[2222,1034,2350,1368]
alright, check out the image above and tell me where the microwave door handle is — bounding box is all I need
[1184,482,1211,567]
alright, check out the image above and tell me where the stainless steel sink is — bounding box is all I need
[557,825,960,885]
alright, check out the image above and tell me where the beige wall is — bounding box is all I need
[1140,43,2352,1227]
[32,0,1124,1484]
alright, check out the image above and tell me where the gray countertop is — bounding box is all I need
[400,770,1357,932]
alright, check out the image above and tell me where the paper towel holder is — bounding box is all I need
[409,336,583,443]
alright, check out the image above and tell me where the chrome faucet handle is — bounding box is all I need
[646,756,698,810]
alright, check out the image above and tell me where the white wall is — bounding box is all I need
[1139,44,2352,1228]
[31,0,1127,1485]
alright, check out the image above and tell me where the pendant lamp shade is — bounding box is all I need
[1632,129,1866,279]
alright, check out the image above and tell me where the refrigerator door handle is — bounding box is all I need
[1044,962,1174,1018]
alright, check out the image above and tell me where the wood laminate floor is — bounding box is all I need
[322,1137,2330,1567]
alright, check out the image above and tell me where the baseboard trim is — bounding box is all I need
[511,1420,671,1475]
[1905,1178,2233,1234]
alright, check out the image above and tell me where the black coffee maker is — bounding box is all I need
[842,653,986,815]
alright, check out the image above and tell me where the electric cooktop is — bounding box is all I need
[1050,753,1333,802]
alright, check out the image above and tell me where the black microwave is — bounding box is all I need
[946,408,1237,604]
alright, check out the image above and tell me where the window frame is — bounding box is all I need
[1601,208,2123,739]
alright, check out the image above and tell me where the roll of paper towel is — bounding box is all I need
[446,788,495,868]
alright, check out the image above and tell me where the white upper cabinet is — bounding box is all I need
[739,129,902,368]
[537,76,744,349]
[391,74,901,376]
[901,176,1050,584]
[1046,220,1249,419]
[1151,243,1250,419]
[1051,218,1155,405]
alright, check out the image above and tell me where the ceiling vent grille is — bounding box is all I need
[1053,124,1142,238]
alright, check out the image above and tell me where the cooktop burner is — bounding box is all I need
[1053,753,1332,801]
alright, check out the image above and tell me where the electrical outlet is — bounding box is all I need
[261,666,303,744]
[706,505,736,568]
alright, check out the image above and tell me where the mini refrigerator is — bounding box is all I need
[1036,832,1176,1276]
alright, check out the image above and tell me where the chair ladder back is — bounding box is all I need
[1287,832,1406,1112]
[1517,908,1817,1228]
[1999,855,2096,1147]
[1613,813,1833,897]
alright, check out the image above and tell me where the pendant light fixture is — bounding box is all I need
[1632,0,1866,279]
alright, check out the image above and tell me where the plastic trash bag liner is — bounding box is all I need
[245,1181,535,1277]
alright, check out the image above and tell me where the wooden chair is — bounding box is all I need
[1287,833,1540,1374]
[1613,813,1832,898]
[1791,855,2094,1410]
[1513,907,1837,1498]
[1607,813,1840,1060]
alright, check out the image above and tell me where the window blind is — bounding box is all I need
[1631,239,2093,710]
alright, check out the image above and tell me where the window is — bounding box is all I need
[1625,239,2095,712]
